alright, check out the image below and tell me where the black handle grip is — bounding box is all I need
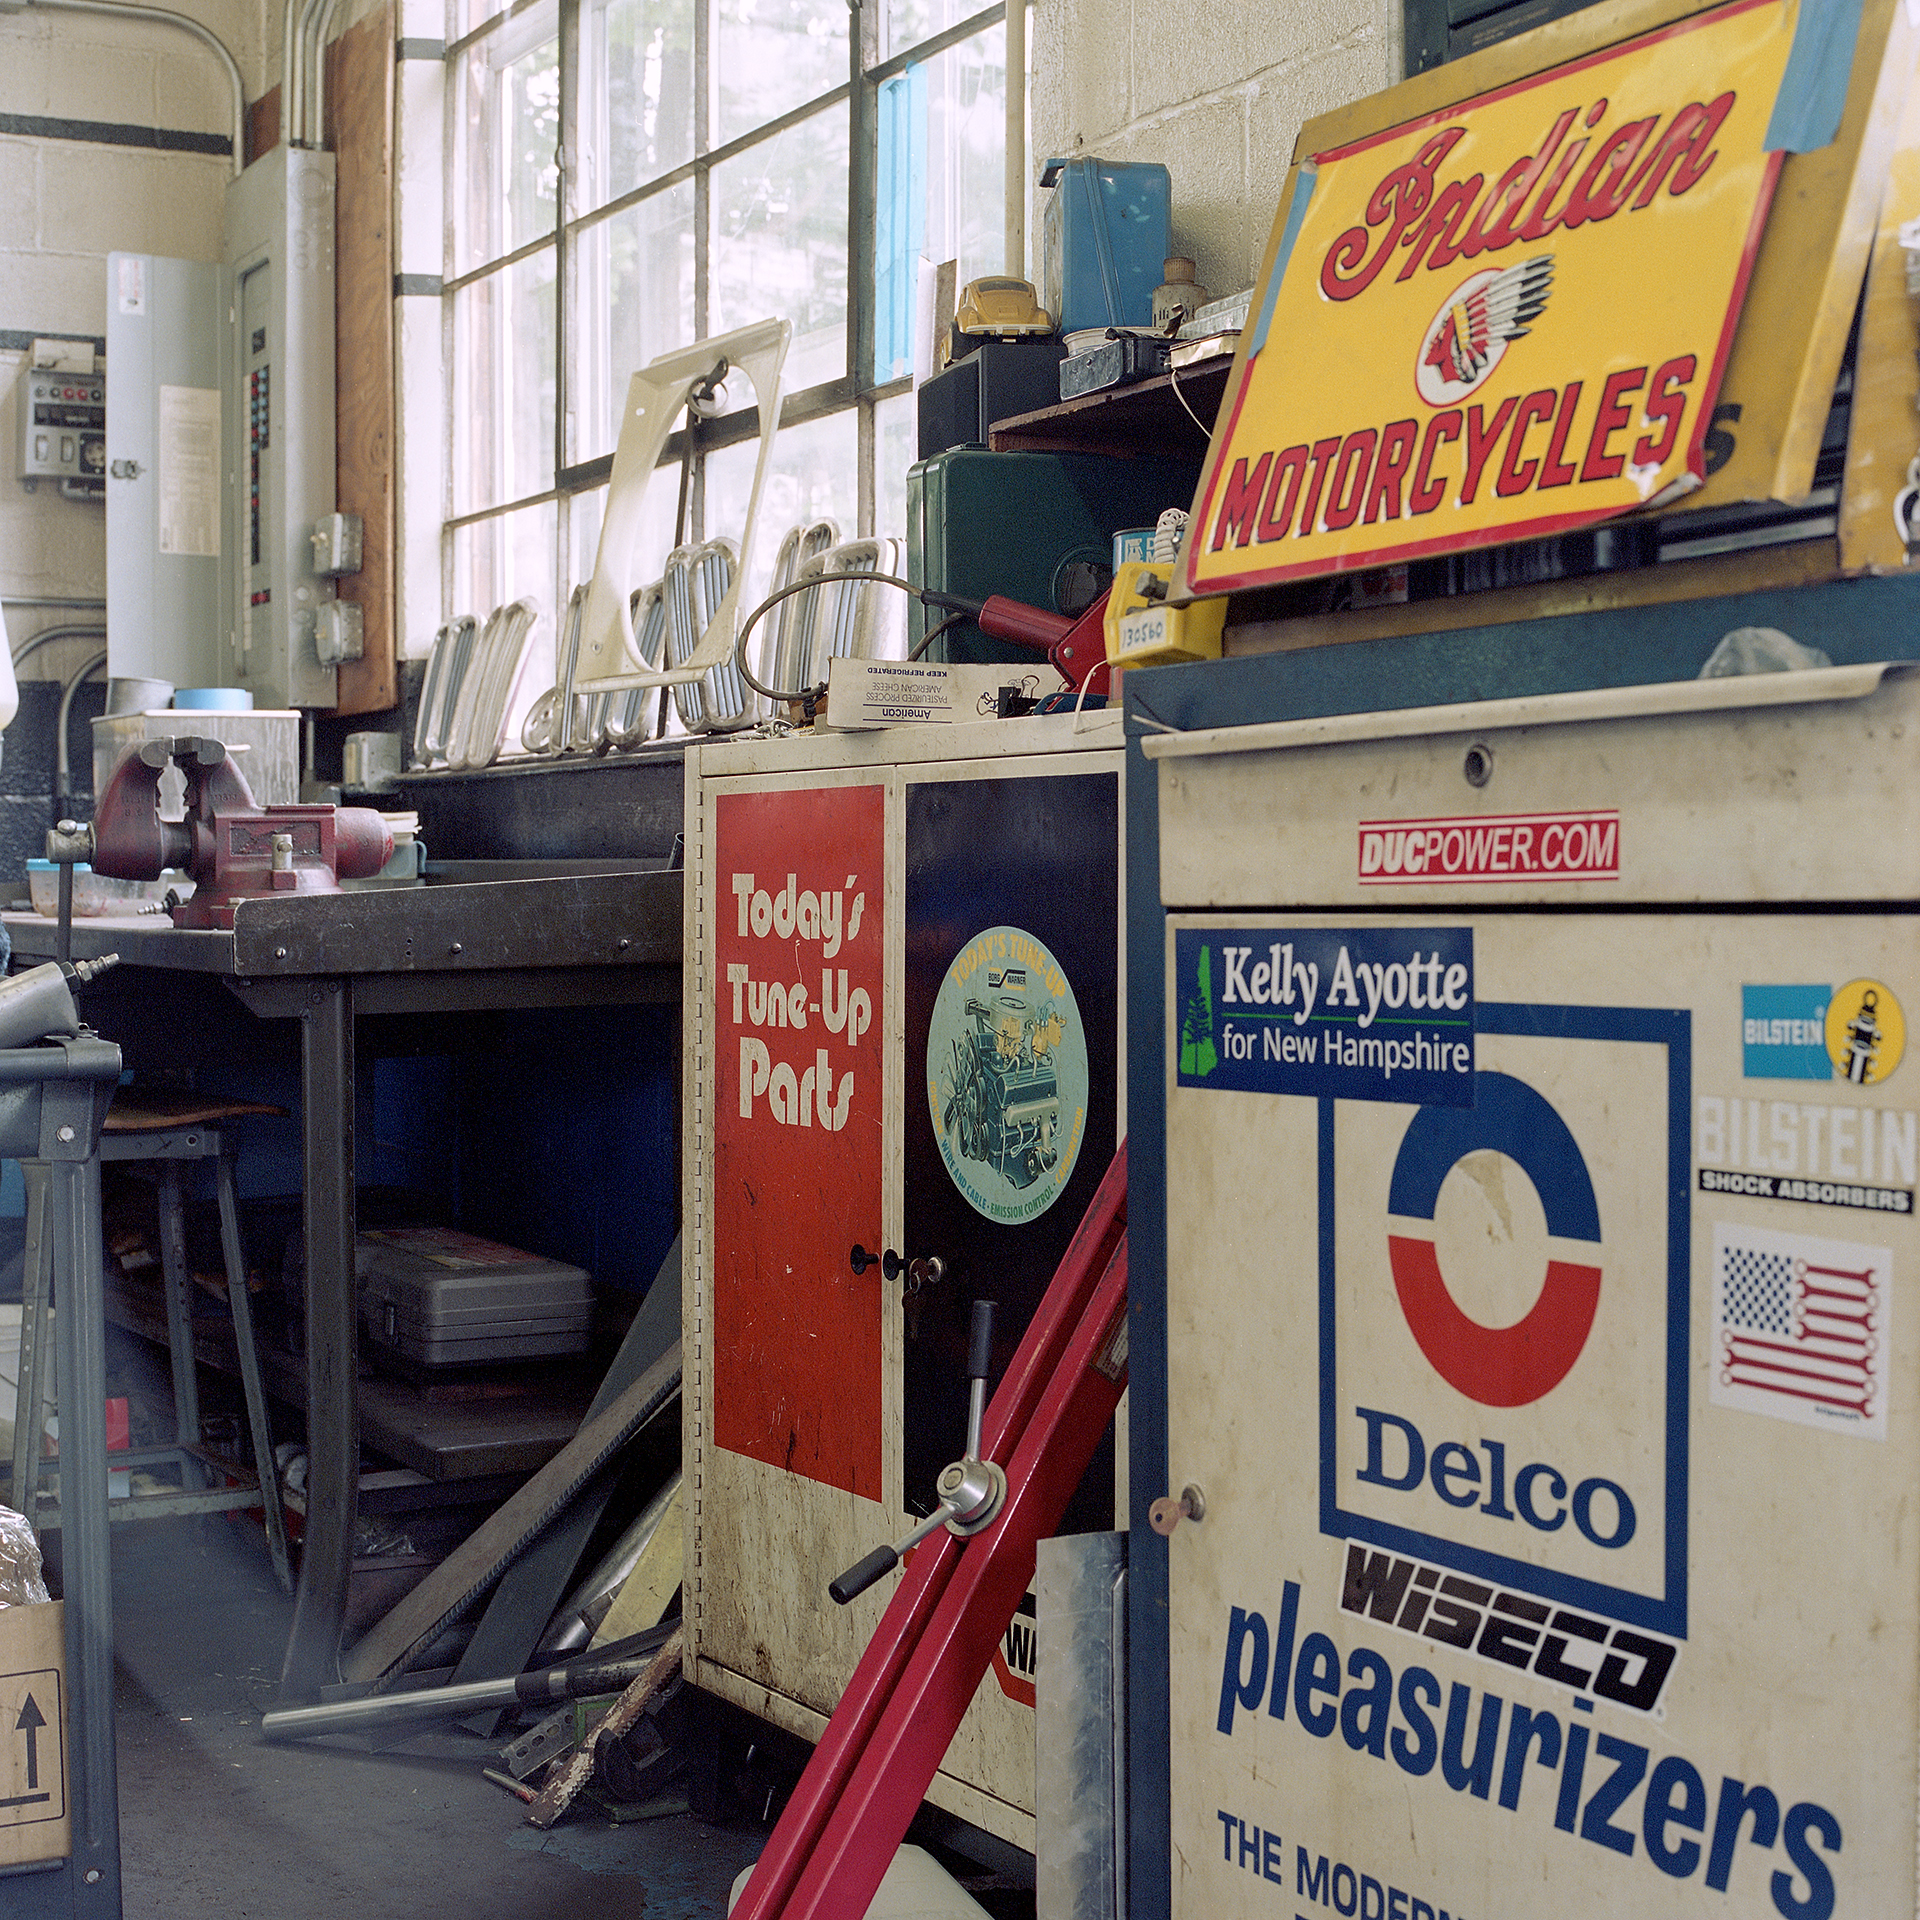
[968,1300,997,1381]
[515,1656,644,1704]
[829,1544,899,1606]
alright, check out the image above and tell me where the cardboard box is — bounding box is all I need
[0,1601,68,1868]
[823,658,1066,730]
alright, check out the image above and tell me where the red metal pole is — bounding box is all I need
[777,1235,1130,1920]
[728,1145,1128,1920]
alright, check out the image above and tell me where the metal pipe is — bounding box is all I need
[260,1649,655,1741]
[31,0,245,178]
[2,597,106,612]
[1004,0,1025,277]
[291,0,325,143]
[55,649,107,810]
[284,0,305,147]
[306,0,344,148]
[11,625,105,669]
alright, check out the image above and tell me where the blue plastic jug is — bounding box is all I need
[1040,155,1173,335]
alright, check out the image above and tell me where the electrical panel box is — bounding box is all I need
[106,253,227,690]
[15,347,105,500]
[219,147,340,710]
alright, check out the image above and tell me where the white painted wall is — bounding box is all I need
[1030,0,1403,302]
[0,0,268,675]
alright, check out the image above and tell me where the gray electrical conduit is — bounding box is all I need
[27,0,245,179]
[306,0,345,146]
[283,0,304,147]
[10,626,105,670]
[55,649,107,810]
[288,0,321,144]
[7,629,106,805]
[285,0,343,149]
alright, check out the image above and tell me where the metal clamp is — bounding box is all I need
[829,1299,1004,1604]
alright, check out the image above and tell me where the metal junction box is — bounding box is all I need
[220,147,339,710]
[684,711,1127,1850]
[1144,664,1919,1919]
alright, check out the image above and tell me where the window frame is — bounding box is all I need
[441,0,1010,643]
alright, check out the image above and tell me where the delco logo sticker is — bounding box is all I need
[1358,810,1619,884]
[1325,1003,1690,1638]
[1175,927,1473,1106]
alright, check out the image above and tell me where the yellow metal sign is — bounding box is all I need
[1182,0,1795,597]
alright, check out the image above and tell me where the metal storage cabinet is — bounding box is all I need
[1136,661,1920,1918]
[683,712,1125,1849]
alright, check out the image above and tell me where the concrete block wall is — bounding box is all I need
[1030,0,1403,303]
[0,0,271,721]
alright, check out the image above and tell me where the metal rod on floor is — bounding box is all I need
[259,1650,657,1742]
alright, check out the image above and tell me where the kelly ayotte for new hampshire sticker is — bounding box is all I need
[1181,0,1796,598]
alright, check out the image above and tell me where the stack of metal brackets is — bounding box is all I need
[413,602,538,770]
[665,539,744,733]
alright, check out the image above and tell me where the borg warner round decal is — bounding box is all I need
[1386,1071,1602,1408]
[928,926,1088,1224]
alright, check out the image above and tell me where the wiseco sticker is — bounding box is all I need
[1358,810,1618,884]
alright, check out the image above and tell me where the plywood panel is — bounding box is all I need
[325,7,396,716]
[246,86,279,166]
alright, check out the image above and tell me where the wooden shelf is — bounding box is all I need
[988,357,1231,456]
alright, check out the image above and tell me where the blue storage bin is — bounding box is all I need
[1040,155,1172,335]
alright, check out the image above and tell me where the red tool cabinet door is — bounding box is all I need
[712,783,886,1499]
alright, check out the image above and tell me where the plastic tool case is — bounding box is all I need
[357,1227,594,1368]
[1040,155,1172,334]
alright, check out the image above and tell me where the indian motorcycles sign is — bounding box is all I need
[1180,1,1795,597]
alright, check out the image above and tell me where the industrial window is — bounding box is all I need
[1403,0,1604,74]
[442,0,1013,724]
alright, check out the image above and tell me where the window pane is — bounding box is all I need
[568,475,683,609]
[451,7,559,276]
[448,500,560,759]
[451,500,559,620]
[879,0,999,70]
[704,408,857,616]
[873,24,1004,381]
[451,248,557,512]
[712,109,849,394]
[572,183,698,465]
[875,390,913,543]
[581,0,695,209]
[715,0,848,148]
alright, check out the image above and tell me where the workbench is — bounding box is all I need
[4,867,682,1696]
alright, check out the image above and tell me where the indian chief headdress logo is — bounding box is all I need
[1415,254,1554,404]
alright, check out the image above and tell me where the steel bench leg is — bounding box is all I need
[154,1161,204,1490]
[48,1148,123,1917]
[214,1146,291,1593]
[12,1161,51,1519]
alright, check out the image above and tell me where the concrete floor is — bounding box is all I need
[107,1516,766,1918]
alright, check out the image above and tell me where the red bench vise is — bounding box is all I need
[67,736,394,930]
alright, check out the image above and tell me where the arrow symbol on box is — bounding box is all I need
[16,1696,44,1790]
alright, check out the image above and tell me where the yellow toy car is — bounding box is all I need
[954,277,1054,338]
